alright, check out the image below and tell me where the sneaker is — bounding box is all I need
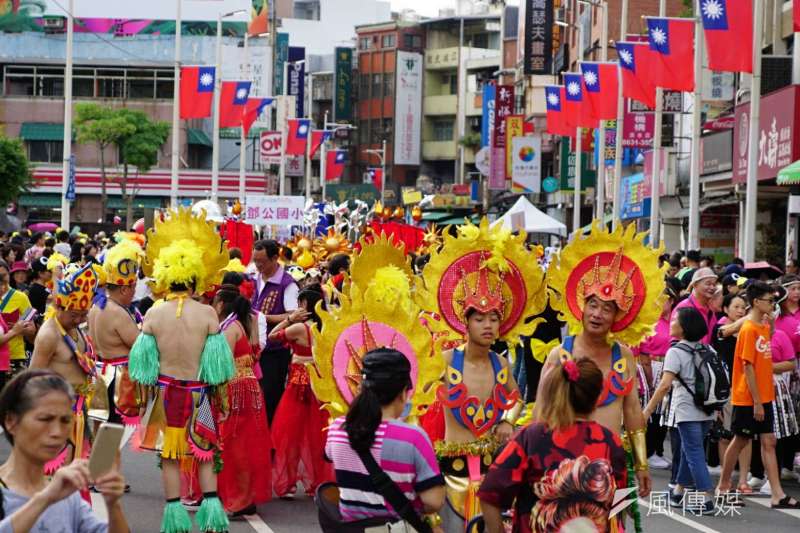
[780,468,798,482]
[648,455,671,470]
[748,476,765,489]
[687,500,717,516]
[707,465,722,476]
[669,490,685,508]
[794,454,800,471]
[760,480,772,496]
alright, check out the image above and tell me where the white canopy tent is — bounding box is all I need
[492,196,568,237]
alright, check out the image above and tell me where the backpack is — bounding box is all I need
[673,341,730,414]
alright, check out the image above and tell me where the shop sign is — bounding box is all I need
[733,85,800,183]
[288,47,305,117]
[326,184,379,205]
[622,112,654,148]
[334,47,353,122]
[395,51,423,165]
[559,136,595,191]
[620,173,650,220]
[629,90,682,113]
[245,195,305,226]
[491,85,514,189]
[700,130,733,175]
[505,115,524,178]
[522,0,554,75]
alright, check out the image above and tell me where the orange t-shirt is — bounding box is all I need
[731,320,775,406]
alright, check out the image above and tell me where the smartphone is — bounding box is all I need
[88,423,124,480]
[21,308,37,322]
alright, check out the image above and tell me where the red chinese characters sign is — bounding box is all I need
[733,85,800,183]
[622,111,654,148]
[490,85,515,190]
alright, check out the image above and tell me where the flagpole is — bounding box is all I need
[60,0,74,230]
[594,0,608,222]
[381,138,386,203]
[278,98,287,196]
[611,0,628,230]
[238,31,249,204]
[573,3,585,236]
[211,12,223,203]
[687,13,703,250]
[321,110,329,202]
[648,0,666,247]
[304,124,312,202]
[743,0,763,262]
[169,0,182,208]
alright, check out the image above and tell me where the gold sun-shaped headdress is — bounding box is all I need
[313,227,352,261]
[416,217,548,346]
[547,220,667,346]
[142,207,229,295]
[345,232,413,297]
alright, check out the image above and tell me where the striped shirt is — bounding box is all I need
[325,416,444,522]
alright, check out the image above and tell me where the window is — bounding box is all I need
[27,141,63,163]
[187,145,211,169]
[383,72,393,97]
[432,120,453,142]
[381,34,395,48]
[359,74,370,99]
[471,32,489,49]
[371,119,383,144]
[372,74,382,99]
[359,120,369,144]
[403,34,422,49]
[442,73,457,95]
[360,37,371,50]
[382,118,393,141]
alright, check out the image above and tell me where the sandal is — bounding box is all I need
[736,484,753,494]
[771,496,800,509]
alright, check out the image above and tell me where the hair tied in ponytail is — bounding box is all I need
[219,283,241,295]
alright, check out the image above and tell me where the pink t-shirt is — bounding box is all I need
[0,316,10,371]
[637,317,671,358]
[671,294,717,345]
[775,314,800,356]
[771,329,796,363]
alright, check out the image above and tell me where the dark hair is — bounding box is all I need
[253,239,280,259]
[732,257,745,267]
[57,230,70,242]
[328,254,351,276]
[664,277,682,302]
[31,232,44,244]
[44,237,55,249]
[298,284,325,328]
[228,247,243,260]
[722,292,746,314]
[281,246,293,262]
[538,357,603,430]
[344,348,411,453]
[746,280,773,305]
[0,369,74,446]
[780,274,800,287]
[675,307,708,342]
[214,272,252,337]
[686,250,702,263]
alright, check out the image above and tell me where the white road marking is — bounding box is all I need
[637,498,722,533]
[245,513,277,533]
[746,496,800,519]
[91,492,109,522]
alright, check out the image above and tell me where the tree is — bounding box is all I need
[114,109,170,229]
[0,136,32,232]
[74,103,135,220]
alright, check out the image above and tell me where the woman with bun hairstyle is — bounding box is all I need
[213,272,272,518]
[479,355,627,533]
[268,284,333,498]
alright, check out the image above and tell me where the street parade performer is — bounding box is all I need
[416,219,548,532]
[88,237,144,425]
[30,262,99,474]
[129,207,235,533]
[542,220,665,532]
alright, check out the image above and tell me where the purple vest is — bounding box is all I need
[252,269,296,351]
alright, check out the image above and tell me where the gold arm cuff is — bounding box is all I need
[627,428,649,472]
[501,400,523,426]
[424,514,443,528]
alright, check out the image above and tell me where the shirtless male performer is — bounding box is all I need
[88,239,143,425]
[30,262,99,469]
[129,208,235,533]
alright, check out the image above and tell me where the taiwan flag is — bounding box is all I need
[563,72,597,129]
[326,150,347,181]
[700,0,752,73]
[179,66,215,119]
[286,119,310,156]
[616,42,657,109]
[309,130,332,158]
[242,98,274,136]
[579,62,619,120]
[368,168,383,192]
[218,81,251,128]
[646,17,695,92]
[544,86,573,137]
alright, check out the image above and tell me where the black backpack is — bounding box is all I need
[673,341,730,414]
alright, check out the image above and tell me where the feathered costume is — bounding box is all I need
[129,208,235,533]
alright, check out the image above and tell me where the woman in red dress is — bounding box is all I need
[214,272,273,517]
[268,284,333,498]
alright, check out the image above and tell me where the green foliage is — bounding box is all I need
[0,136,31,205]
[74,103,135,149]
[459,132,482,149]
[680,0,693,17]
[115,109,170,174]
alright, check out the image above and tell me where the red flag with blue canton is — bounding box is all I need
[310,130,332,158]
[179,66,215,119]
[286,119,310,156]
[616,42,657,109]
[368,168,383,192]
[544,86,573,137]
[218,81,251,128]
[646,17,695,92]
[579,62,619,120]
[326,150,347,181]
[242,98,274,136]
[563,72,597,128]
[700,0,752,73]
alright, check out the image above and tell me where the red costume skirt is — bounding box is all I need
[271,363,333,496]
[218,372,273,512]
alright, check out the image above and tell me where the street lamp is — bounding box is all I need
[364,139,387,203]
[211,8,248,203]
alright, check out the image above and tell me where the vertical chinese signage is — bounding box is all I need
[505,115,524,178]
[65,154,76,201]
[394,51,423,165]
[511,135,542,193]
[288,46,305,117]
[334,47,353,122]
[274,33,289,96]
[481,84,495,147]
[490,85,514,190]
[560,136,595,191]
[523,0,554,75]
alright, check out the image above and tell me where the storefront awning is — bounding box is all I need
[187,128,212,147]
[439,215,479,226]
[777,159,800,185]
[107,197,163,209]
[19,123,65,142]
[420,211,451,222]
[17,194,61,207]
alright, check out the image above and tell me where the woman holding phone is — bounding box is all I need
[0,369,129,532]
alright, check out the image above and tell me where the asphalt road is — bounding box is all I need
[3,439,800,532]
